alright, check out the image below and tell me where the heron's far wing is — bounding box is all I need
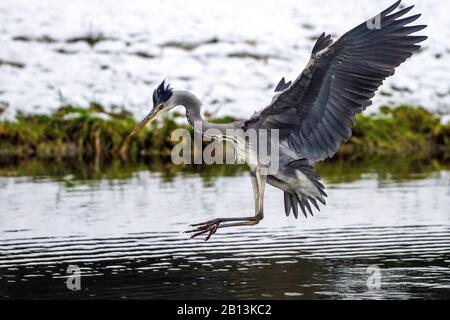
[244,0,427,162]
[274,77,292,92]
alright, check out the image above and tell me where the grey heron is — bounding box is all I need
[130,1,426,240]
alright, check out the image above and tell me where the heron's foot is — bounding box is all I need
[185,217,261,241]
[185,218,223,241]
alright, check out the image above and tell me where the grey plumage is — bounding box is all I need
[131,1,426,240]
[246,0,426,219]
[245,0,426,163]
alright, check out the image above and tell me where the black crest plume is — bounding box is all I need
[153,80,173,105]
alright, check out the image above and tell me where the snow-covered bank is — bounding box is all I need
[1,0,449,121]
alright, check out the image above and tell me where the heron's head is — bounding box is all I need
[129,80,175,137]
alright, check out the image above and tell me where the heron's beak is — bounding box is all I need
[129,110,160,137]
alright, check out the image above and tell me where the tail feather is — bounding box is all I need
[283,191,322,219]
[297,195,308,218]
[284,192,292,217]
[282,158,328,219]
[309,197,320,212]
[291,193,299,219]
[303,197,313,216]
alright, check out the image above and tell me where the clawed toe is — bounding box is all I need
[189,218,220,227]
[185,219,222,241]
[185,216,259,240]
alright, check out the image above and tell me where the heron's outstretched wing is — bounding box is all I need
[244,1,426,161]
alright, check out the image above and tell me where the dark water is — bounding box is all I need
[1,160,450,299]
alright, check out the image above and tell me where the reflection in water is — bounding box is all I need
[0,160,449,299]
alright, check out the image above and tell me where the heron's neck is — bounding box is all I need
[172,90,235,135]
[172,90,204,127]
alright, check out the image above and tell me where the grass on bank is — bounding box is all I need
[0,104,449,161]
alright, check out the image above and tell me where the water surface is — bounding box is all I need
[0,160,450,299]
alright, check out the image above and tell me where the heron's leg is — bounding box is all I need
[187,168,266,240]
[255,169,266,220]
